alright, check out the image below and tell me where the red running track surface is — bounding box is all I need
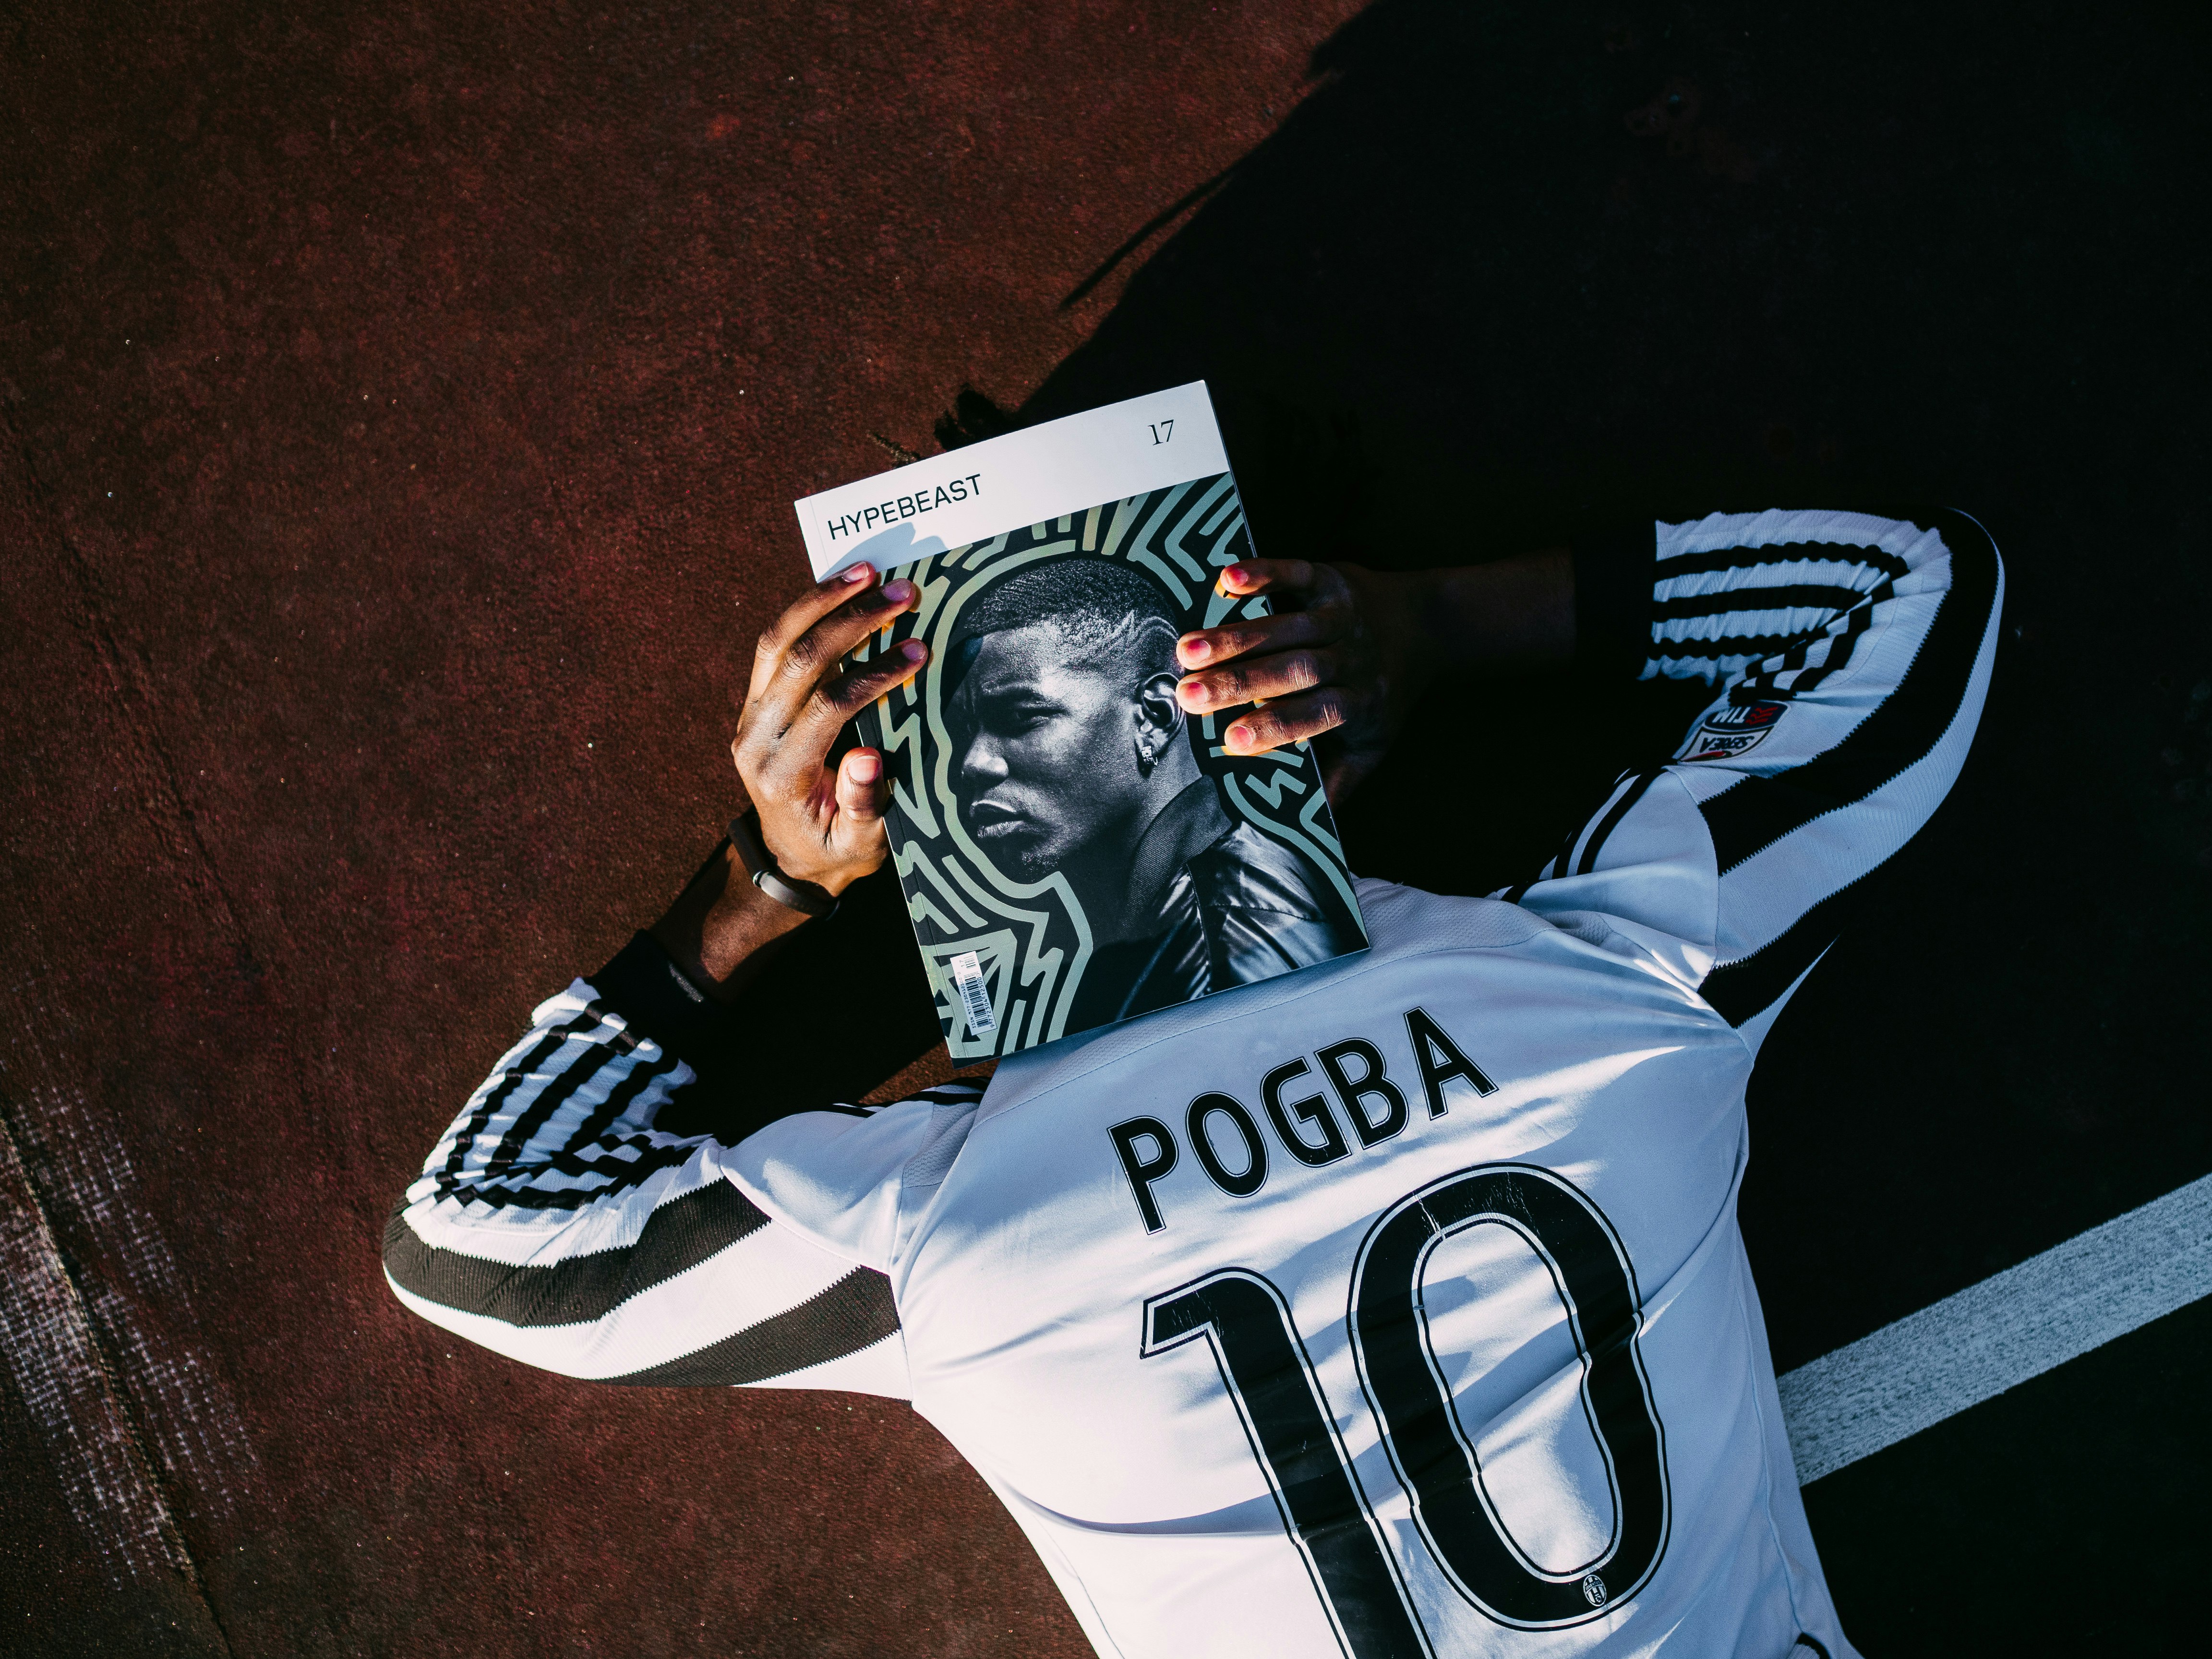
[0,4,1364,1653]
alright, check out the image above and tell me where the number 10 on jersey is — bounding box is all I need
[1140,1164,1671,1656]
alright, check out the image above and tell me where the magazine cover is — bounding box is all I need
[792,384,1367,1058]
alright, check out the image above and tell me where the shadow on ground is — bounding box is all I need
[936,2,2212,1648]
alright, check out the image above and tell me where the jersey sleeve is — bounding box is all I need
[1501,507,2004,1054]
[383,937,985,1398]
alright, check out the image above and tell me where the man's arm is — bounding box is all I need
[384,562,961,1391]
[1178,509,2004,1053]
[1495,507,2003,1049]
[382,984,980,1390]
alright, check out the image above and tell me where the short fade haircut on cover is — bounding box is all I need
[947,557,1182,692]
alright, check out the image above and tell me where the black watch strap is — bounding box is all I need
[726,813,840,920]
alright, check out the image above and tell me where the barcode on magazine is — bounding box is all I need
[949,951,997,1037]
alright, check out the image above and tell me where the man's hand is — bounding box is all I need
[653,563,926,998]
[1173,550,1575,801]
[731,562,928,892]
[1173,560,1431,800]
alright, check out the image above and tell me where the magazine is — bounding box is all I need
[792,383,1368,1058]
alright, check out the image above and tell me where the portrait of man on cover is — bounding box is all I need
[941,555,1366,1031]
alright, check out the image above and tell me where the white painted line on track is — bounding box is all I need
[1779,1170,2212,1484]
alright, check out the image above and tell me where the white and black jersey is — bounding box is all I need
[388,507,2001,1658]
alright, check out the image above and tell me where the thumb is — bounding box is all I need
[834,747,888,827]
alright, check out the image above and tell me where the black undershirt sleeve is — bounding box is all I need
[1571,517,1663,681]
[597,860,950,1142]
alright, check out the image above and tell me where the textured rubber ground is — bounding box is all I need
[3,1,2208,1655]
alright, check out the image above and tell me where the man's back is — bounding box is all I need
[784,881,1785,1655]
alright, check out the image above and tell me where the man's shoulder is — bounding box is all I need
[1349,876,1553,949]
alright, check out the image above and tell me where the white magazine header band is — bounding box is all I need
[792,382,1229,581]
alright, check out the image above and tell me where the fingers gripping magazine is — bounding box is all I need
[793,384,1368,1058]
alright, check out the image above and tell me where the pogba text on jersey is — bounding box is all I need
[1107,1006,1498,1233]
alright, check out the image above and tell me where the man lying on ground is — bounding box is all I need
[386,507,2001,1659]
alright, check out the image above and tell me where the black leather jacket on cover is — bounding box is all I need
[1067,813,1363,1032]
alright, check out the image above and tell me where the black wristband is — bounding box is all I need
[726,812,840,919]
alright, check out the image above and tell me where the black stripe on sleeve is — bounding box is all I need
[1652,541,1909,581]
[1543,783,1606,883]
[486,1039,624,1177]
[602,1267,901,1387]
[1649,583,1870,622]
[1730,580,1889,701]
[385,1180,772,1325]
[558,1041,684,1157]
[1733,624,1826,699]
[1699,879,1855,1027]
[440,1006,606,1184]
[1698,509,1999,876]
[1648,630,1820,662]
[1504,769,1633,903]
[445,1139,700,1211]
[1783,578,1892,696]
[1575,768,1664,875]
